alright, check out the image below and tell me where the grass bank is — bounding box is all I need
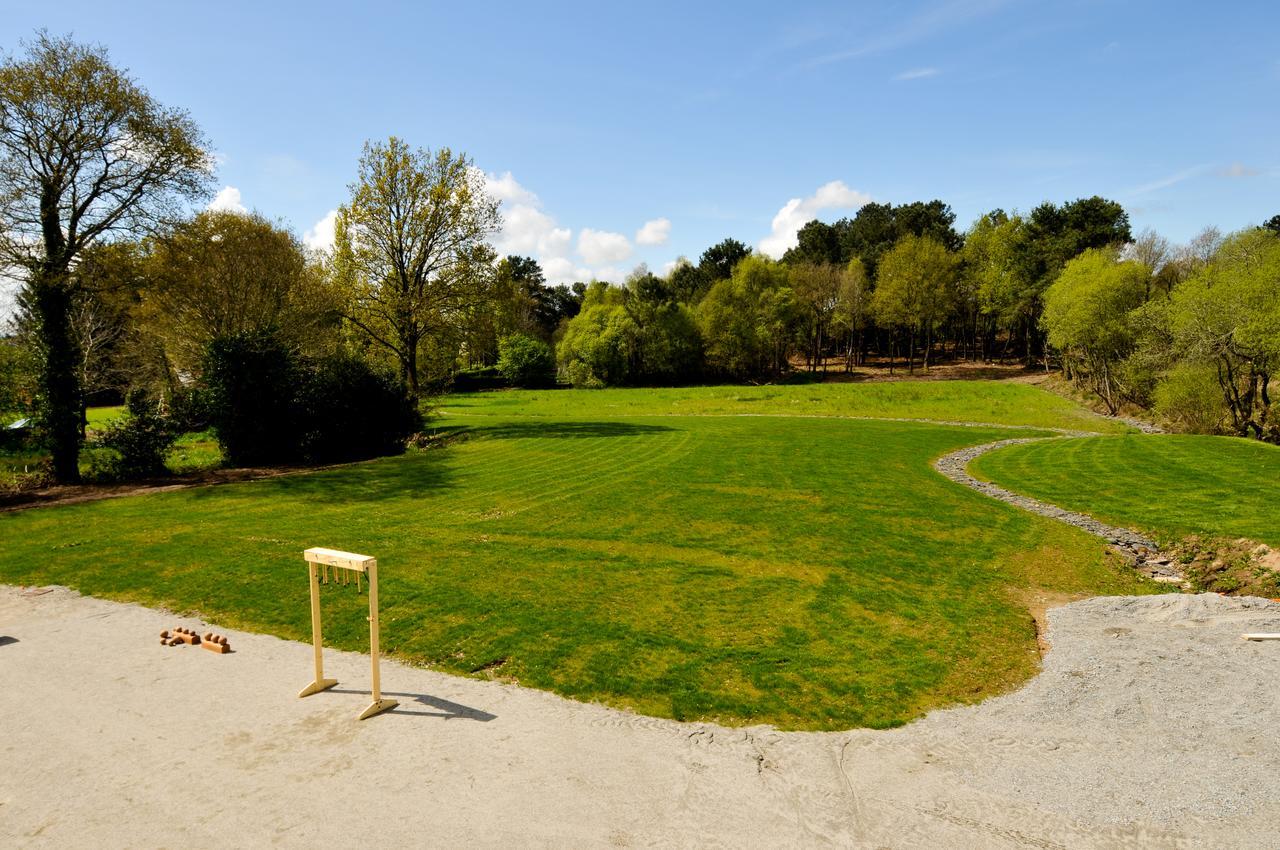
[972,434,1280,547]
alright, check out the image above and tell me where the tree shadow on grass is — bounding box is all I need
[187,448,460,505]
[465,421,675,440]
[330,687,496,721]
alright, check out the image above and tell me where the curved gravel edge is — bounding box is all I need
[934,436,1183,581]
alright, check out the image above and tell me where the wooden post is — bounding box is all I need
[297,560,338,698]
[357,560,397,720]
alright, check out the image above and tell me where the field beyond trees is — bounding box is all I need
[1,382,1159,730]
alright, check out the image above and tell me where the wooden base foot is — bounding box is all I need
[357,698,398,720]
[298,678,338,698]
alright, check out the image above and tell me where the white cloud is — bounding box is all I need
[304,209,338,253]
[578,228,632,265]
[758,180,872,258]
[479,169,655,284]
[482,170,576,280]
[635,217,671,246]
[207,186,247,214]
[894,67,939,80]
[541,256,576,282]
[591,265,626,283]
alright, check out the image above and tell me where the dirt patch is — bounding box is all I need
[1168,535,1280,597]
[1008,587,1088,654]
[0,463,345,513]
[786,356,1044,383]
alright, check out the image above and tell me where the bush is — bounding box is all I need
[497,334,556,388]
[203,331,304,466]
[1153,363,1228,434]
[452,366,508,392]
[167,386,213,433]
[203,332,420,467]
[296,355,421,464]
[96,390,179,479]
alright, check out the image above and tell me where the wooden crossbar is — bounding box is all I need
[304,547,375,573]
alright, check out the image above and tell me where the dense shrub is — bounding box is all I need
[203,332,419,467]
[451,366,508,392]
[203,331,304,466]
[296,355,421,463]
[1153,364,1228,434]
[96,390,179,478]
[166,386,213,433]
[497,333,556,388]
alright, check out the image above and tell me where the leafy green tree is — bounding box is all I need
[667,258,709,304]
[1262,214,1280,236]
[0,336,38,418]
[697,255,796,378]
[832,258,871,369]
[1041,249,1150,413]
[141,211,337,378]
[872,235,958,373]
[332,137,499,397]
[1167,229,1280,440]
[893,200,963,251]
[783,221,842,266]
[698,237,751,283]
[0,33,212,480]
[838,202,898,278]
[497,333,556,387]
[962,210,1025,359]
[790,263,844,371]
[557,283,637,387]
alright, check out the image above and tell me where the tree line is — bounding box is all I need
[2,33,1277,489]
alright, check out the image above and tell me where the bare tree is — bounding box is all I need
[0,32,211,480]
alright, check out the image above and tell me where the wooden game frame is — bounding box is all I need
[297,547,398,720]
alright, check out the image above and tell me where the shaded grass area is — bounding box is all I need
[438,381,1133,434]
[972,434,1280,547]
[0,408,1148,730]
[0,406,222,488]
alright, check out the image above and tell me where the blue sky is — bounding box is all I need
[7,0,1279,283]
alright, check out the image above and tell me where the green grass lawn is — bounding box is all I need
[0,382,1150,730]
[972,434,1280,547]
[85,404,124,430]
[436,380,1134,434]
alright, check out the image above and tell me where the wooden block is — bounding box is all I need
[202,638,231,654]
[171,629,201,645]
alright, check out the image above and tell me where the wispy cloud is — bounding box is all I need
[799,0,1013,70]
[1124,164,1212,197]
[894,67,939,80]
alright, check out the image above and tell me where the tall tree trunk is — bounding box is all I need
[33,269,83,483]
[908,328,916,376]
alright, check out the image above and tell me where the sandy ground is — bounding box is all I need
[2,586,1279,849]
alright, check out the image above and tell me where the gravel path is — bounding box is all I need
[2,586,1278,848]
[934,436,1183,580]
